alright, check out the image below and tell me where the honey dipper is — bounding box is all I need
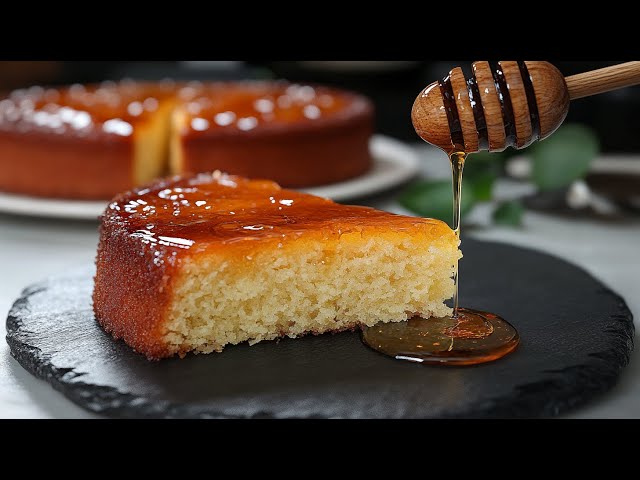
[412,61,640,153]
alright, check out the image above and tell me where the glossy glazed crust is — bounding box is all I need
[93,220,177,359]
[177,83,374,187]
[180,101,373,187]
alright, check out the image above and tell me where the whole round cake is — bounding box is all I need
[0,80,374,199]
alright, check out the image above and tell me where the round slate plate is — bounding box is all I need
[5,239,634,418]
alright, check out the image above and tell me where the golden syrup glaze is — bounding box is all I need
[0,80,178,142]
[0,80,370,142]
[178,81,371,138]
[103,171,453,262]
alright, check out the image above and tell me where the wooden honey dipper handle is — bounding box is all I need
[565,61,640,100]
[412,61,640,154]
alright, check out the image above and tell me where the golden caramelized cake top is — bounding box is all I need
[0,80,372,141]
[0,81,176,141]
[102,171,454,260]
[175,81,372,138]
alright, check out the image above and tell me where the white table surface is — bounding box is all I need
[1,144,638,418]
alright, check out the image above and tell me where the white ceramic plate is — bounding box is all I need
[590,155,640,174]
[0,135,419,220]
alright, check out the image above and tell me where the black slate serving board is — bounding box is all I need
[6,239,634,418]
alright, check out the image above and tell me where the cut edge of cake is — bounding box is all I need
[169,106,187,176]
[162,227,460,357]
[133,99,176,185]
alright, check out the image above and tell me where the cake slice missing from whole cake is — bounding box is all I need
[0,81,372,199]
[93,171,461,359]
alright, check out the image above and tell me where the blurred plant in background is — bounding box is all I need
[399,123,601,227]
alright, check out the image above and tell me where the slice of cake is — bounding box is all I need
[93,171,460,359]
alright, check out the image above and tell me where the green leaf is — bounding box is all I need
[493,200,525,226]
[531,123,599,191]
[465,150,505,165]
[465,171,496,201]
[464,152,500,179]
[462,151,503,201]
[399,180,476,226]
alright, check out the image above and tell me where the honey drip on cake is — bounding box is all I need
[361,152,519,365]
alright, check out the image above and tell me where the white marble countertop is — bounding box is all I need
[1,144,638,418]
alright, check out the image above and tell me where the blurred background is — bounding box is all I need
[1,60,638,151]
[1,60,640,224]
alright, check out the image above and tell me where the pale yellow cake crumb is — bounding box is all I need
[162,228,461,355]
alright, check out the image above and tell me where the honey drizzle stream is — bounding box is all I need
[360,149,520,365]
[450,151,465,316]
